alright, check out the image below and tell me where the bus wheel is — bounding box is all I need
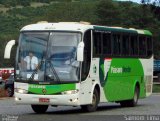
[81,89,99,112]
[129,86,140,107]
[31,105,48,113]
[120,86,139,107]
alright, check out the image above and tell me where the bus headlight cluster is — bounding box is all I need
[61,90,79,95]
[15,88,28,94]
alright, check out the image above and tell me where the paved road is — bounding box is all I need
[0,94,160,121]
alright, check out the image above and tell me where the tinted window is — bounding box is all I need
[147,37,152,57]
[122,35,130,56]
[82,30,91,81]
[93,31,102,56]
[102,33,111,55]
[112,34,121,56]
[139,36,147,56]
[92,29,152,58]
[130,35,138,56]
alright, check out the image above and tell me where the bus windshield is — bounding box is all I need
[16,32,81,83]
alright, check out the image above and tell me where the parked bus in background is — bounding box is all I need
[4,22,153,113]
[154,59,160,81]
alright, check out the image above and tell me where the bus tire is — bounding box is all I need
[120,86,139,107]
[31,105,48,113]
[81,89,99,112]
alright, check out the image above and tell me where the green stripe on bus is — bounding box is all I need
[94,26,138,34]
[137,30,152,36]
[28,83,76,95]
[101,58,146,101]
[143,30,152,36]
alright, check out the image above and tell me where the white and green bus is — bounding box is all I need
[4,22,153,113]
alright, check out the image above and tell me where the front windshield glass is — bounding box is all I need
[46,32,81,82]
[16,32,48,81]
[16,32,81,83]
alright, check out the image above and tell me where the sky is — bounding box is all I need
[117,0,155,3]
[117,0,141,3]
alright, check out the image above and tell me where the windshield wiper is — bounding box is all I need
[46,60,61,84]
[28,58,61,83]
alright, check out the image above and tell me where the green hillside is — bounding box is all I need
[0,0,160,67]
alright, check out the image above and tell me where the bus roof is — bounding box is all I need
[21,22,93,32]
[21,22,152,36]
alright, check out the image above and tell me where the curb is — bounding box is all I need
[0,97,13,100]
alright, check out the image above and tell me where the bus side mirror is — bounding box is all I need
[77,42,84,62]
[4,40,16,59]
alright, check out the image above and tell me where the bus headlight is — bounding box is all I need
[61,90,79,95]
[15,88,28,94]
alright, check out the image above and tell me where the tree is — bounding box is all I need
[20,0,31,7]
[96,0,121,26]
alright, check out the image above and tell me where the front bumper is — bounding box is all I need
[15,92,80,106]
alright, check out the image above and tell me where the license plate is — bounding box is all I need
[39,98,50,103]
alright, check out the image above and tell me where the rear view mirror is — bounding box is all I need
[77,42,84,62]
[4,40,16,59]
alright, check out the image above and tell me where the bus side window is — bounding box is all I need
[81,30,91,81]
[102,32,111,56]
[122,35,129,56]
[147,37,153,57]
[139,36,147,57]
[93,31,102,57]
[112,34,121,56]
[130,35,138,56]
